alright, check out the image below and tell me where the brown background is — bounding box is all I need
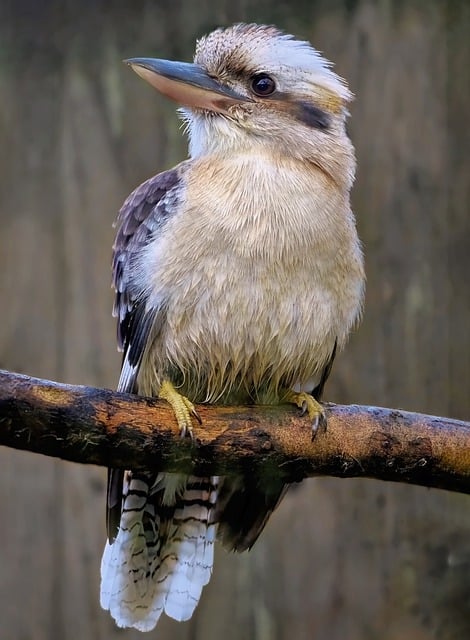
[0,1,469,638]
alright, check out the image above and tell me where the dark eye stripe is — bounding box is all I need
[295,101,331,130]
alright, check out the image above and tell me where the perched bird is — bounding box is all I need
[100,23,364,631]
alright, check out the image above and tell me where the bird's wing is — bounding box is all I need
[312,339,337,400]
[113,164,188,376]
[107,162,188,542]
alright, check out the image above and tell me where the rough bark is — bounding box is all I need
[1,369,469,493]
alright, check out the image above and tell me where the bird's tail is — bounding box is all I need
[100,471,219,632]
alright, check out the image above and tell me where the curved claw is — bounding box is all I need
[311,410,328,441]
[191,406,202,425]
[284,390,327,441]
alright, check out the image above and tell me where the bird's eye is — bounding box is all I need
[250,74,276,97]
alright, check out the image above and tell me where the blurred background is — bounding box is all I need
[0,1,469,638]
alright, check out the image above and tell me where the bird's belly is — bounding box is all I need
[158,257,342,403]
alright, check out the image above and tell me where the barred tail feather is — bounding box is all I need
[100,472,219,631]
[100,475,165,630]
[163,489,218,620]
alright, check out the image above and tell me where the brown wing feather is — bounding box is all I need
[112,165,185,353]
[107,163,188,542]
[312,339,337,400]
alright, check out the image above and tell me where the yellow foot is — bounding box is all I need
[159,379,200,439]
[284,390,327,441]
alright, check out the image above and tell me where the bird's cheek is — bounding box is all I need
[226,103,253,122]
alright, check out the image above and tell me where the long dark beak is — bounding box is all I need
[125,58,250,112]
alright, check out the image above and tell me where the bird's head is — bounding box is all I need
[126,24,354,180]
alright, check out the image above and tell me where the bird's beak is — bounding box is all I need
[125,58,250,112]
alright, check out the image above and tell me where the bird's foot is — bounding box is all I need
[284,390,327,441]
[159,379,200,439]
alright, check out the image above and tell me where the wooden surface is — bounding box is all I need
[0,1,469,639]
[2,370,470,494]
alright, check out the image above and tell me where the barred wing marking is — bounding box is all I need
[112,165,186,356]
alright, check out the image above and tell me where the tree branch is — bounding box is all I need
[1,369,469,493]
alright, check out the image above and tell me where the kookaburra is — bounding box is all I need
[100,23,364,631]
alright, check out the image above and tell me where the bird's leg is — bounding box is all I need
[159,379,200,439]
[283,390,327,441]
